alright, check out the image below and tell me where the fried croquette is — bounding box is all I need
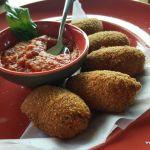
[82,46,145,76]
[66,70,141,113]
[88,31,130,53]
[21,85,91,139]
[72,18,103,35]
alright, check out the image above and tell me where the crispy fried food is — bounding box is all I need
[66,70,141,113]
[72,18,103,35]
[88,31,130,53]
[82,46,145,76]
[21,85,91,139]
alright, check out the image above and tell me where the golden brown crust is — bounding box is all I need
[21,85,91,139]
[72,18,103,35]
[66,70,141,113]
[82,46,145,76]
[88,31,130,53]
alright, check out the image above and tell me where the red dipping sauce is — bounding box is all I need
[0,35,79,72]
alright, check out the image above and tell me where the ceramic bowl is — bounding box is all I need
[0,21,89,87]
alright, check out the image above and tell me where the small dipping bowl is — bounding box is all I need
[0,21,89,87]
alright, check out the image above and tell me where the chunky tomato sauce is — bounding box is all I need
[0,35,79,72]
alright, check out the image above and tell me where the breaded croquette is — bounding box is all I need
[88,31,130,53]
[21,85,91,139]
[82,46,145,76]
[72,18,103,35]
[66,70,141,113]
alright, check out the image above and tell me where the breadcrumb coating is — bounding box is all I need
[88,31,130,53]
[66,70,141,113]
[72,18,103,35]
[82,46,145,76]
[21,85,91,139]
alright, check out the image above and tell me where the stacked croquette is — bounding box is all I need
[72,18,103,35]
[21,86,91,139]
[66,70,141,112]
[21,18,145,139]
[72,18,145,75]
[82,46,145,76]
[88,31,130,53]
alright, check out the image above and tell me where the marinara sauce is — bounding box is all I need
[0,35,79,72]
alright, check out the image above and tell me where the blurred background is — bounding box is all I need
[0,0,150,6]
[0,0,149,13]
[136,0,150,2]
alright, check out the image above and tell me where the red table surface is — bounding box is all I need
[92,109,150,150]
[0,0,150,149]
[0,78,31,139]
